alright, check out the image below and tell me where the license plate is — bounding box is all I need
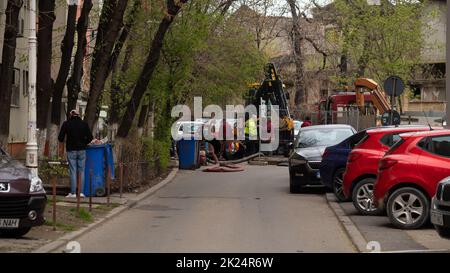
[431,211,444,226]
[0,218,19,228]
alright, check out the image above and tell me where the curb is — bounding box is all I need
[325,193,368,253]
[32,167,179,253]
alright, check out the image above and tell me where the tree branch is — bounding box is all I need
[303,36,328,70]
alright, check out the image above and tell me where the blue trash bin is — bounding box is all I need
[84,144,115,197]
[177,139,200,170]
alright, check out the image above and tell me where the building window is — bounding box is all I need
[410,85,421,100]
[11,68,20,107]
[16,16,24,37]
[23,70,28,97]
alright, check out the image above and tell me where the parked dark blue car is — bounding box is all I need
[320,130,367,201]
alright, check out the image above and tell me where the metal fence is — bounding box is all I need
[293,107,446,131]
[293,106,377,131]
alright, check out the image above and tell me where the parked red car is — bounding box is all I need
[374,129,450,229]
[342,126,433,215]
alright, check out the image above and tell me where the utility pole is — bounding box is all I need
[446,0,450,129]
[26,0,38,176]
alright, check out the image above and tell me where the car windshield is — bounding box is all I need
[297,128,354,148]
[294,121,302,131]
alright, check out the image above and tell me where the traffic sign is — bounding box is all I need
[381,110,401,126]
[383,76,405,97]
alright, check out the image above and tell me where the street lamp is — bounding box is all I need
[26,0,38,176]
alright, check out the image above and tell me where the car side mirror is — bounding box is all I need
[288,142,294,150]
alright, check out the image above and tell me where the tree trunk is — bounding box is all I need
[67,0,93,112]
[286,0,306,106]
[84,0,130,130]
[137,104,149,137]
[37,0,56,157]
[0,0,23,150]
[146,102,155,137]
[109,40,135,142]
[90,0,116,84]
[48,4,78,158]
[116,0,188,139]
[109,0,140,72]
[93,0,141,133]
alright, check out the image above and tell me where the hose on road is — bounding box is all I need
[203,152,265,172]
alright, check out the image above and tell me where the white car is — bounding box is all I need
[293,120,303,139]
[174,121,204,140]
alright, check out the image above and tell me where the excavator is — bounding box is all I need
[354,78,391,115]
[245,63,294,155]
[318,77,392,126]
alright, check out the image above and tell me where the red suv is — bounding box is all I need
[374,129,450,229]
[342,126,432,215]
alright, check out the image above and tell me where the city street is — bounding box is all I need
[56,165,355,253]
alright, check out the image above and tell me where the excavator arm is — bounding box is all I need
[354,78,391,115]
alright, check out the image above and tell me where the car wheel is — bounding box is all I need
[352,178,383,215]
[289,171,303,193]
[387,187,430,229]
[435,225,450,239]
[333,168,349,202]
[0,227,31,238]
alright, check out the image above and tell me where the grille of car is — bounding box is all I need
[443,184,450,202]
[0,196,30,218]
[436,184,443,200]
[437,204,450,212]
[308,162,322,170]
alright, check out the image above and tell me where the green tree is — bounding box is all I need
[332,0,426,84]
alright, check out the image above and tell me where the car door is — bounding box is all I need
[418,135,450,195]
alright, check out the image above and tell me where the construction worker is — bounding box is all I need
[301,116,312,128]
[245,114,258,155]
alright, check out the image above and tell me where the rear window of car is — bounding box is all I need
[385,137,405,155]
[349,131,367,149]
[297,128,354,148]
[419,135,450,158]
[379,133,402,147]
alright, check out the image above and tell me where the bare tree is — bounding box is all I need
[286,0,306,105]
[48,4,78,158]
[36,0,56,156]
[0,0,23,149]
[66,0,93,112]
[116,0,189,146]
[84,0,130,130]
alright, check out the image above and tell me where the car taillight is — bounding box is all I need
[348,153,362,163]
[378,159,398,171]
[322,149,329,158]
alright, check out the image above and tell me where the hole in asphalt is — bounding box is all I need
[153,216,170,219]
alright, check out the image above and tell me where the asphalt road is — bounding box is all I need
[340,202,450,252]
[59,165,355,253]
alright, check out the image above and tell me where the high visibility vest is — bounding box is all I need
[245,118,257,137]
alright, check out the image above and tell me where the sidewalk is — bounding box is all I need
[26,167,178,253]
[326,193,450,253]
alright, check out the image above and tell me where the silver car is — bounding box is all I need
[431,176,450,239]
